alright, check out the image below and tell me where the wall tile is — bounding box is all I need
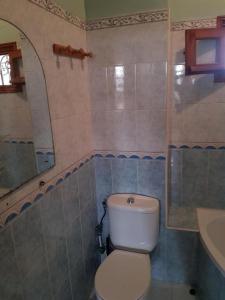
[80,201,99,295]
[40,186,72,300]
[109,110,137,151]
[136,109,166,152]
[78,162,93,211]
[182,150,208,207]
[170,149,183,207]
[94,158,112,219]
[62,172,80,229]
[89,66,108,110]
[0,227,24,300]
[12,204,46,277]
[151,227,167,281]
[138,159,165,224]
[22,262,52,300]
[198,242,225,300]
[208,150,225,209]
[107,64,136,110]
[136,62,166,110]
[166,230,198,284]
[111,158,138,193]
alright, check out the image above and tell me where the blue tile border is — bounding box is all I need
[94,153,166,160]
[1,151,166,227]
[170,144,225,150]
[5,213,17,225]
[4,140,34,144]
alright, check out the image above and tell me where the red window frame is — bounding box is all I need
[0,42,23,93]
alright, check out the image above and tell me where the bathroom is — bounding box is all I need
[0,0,225,299]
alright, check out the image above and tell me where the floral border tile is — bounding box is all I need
[28,0,86,30]
[86,10,168,31]
[28,1,168,31]
[171,18,216,31]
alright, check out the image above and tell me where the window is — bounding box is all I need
[0,42,23,93]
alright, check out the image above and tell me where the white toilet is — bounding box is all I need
[95,193,159,300]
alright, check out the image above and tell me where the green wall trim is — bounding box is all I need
[169,0,225,21]
[56,0,86,20]
[85,0,168,20]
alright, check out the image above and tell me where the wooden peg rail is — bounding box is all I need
[53,43,93,60]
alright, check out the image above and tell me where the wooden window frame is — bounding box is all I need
[0,42,23,93]
[185,16,225,82]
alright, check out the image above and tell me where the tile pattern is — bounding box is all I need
[88,21,168,153]
[29,0,168,31]
[168,25,225,231]
[0,152,94,226]
[94,156,199,284]
[171,18,216,31]
[0,151,165,227]
[86,10,168,31]
[0,159,98,300]
[28,0,85,29]
[169,148,225,229]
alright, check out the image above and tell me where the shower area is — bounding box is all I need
[167,25,225,230]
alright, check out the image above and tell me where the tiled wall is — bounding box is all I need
[170,30,225,146]
[0,0,93,214]
[87,21,167,153]
[168,26,225,229]
[198,241,225,300]
[0,160,98,300]
[94,155,199,284]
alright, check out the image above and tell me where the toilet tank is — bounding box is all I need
[108,194,159,253]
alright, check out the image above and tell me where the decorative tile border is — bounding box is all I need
[0,150,166,227]
[93,150,166,160]
[28,1,168,31]
[0,151,94,227]
[28,0,86,30]
[171,18,216,31]
[4,140,33,144]
[169,144,225,150]
[86,10,168,31]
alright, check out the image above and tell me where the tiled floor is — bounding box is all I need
[149,280,197,300]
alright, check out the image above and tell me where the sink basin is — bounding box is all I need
[197,208,225,276]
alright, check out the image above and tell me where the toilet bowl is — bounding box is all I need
[95,250,151,300]
[94,194,159,300]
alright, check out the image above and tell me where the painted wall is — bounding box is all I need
[169,0,225,21]
[55,0,86,20]
[85,0,167,20]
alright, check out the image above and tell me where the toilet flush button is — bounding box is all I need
[127,197,135,205]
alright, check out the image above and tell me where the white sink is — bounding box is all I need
[197,208,225,276]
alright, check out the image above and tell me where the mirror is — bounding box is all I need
[0,19,54,199]
[196,39,217,65]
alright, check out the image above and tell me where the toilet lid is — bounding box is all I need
[95,250,151,300]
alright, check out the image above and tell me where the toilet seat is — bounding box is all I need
[95,250,151,300]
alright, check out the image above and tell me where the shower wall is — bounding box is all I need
[168,26,225,230]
